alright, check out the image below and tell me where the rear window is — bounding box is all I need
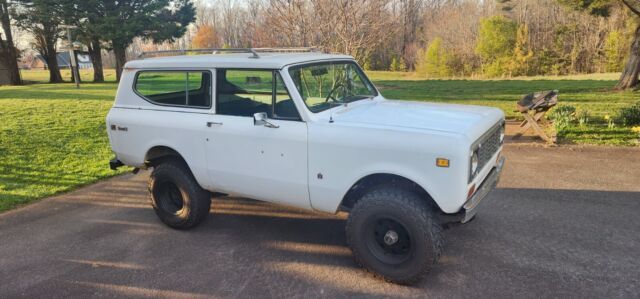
[134,71,211,108]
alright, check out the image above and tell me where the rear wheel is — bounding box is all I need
[346,186,443,284]
[148,159,211,229]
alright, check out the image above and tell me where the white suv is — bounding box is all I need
[107,49,505,284]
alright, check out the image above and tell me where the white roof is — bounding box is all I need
[125,52,355,70]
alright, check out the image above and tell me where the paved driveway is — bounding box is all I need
[1,145,639,298]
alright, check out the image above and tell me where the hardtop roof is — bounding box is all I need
[125,52,355,70]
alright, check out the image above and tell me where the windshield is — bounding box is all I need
[288,61,378,113]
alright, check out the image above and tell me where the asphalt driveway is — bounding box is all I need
[1,144,639,298]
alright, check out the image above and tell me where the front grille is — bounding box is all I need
[475,123,502,173]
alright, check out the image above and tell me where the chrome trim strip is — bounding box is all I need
[462,156,505,223]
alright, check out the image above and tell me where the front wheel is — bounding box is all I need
[346,186,443,284]
[148,159,211,229]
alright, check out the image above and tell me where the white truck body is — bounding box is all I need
[107,52,504,218]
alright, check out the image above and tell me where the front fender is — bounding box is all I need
[307,122,470,214]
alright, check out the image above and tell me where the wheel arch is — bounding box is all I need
[339,173,443,214]
[145,145,187,167]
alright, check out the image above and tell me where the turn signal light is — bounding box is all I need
[436,158,450,168]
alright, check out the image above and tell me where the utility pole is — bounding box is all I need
[61,25,80,88]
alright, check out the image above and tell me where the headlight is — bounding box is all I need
[470,150,479,177]
[499,122,505,144]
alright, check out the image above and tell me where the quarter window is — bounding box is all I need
[135,71,211,108]
[216,69,300,120]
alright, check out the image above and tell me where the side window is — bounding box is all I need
[216,69,300,120]
[216,69,272,117]
[274,73,299,119]
[134,71,211,108]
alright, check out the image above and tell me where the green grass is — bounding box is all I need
[370,76,637,120]
[0,80,127,212]
[20,68,117,83]
[0,69,638,213]
[367,71,639,146]
[561,125,639,146]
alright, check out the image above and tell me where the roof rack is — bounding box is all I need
[137,47,320,59]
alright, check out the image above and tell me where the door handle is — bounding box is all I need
[206,121,223,127]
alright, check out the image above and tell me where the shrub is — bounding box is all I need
[550,105,576,134]
[618,101,640,126]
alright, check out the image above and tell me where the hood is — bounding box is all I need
[330,100,504,140]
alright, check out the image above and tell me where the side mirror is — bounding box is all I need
[253,112,279,128]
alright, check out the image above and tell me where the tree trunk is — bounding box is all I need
[113,43,127,83]
[44,43,63,83]
[88,38,104,83]
[0,0,21,85]
[615,24,640,90]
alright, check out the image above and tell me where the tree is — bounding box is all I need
[604,30,627,72]
[510,23,534,76]
[415,37,451,78]
[496,0,516,18]
[192,24,220,48]
[311,0,398,64]
[91,0,196,82]
[476,16,517,77]
[60,0,106,82]
[557,0,640,89]
[12,0,64,83]
[0,0,21,85]
[476,16,517,62]
[389,56,406,71]
[398,0,423,69]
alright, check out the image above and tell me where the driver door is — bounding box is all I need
[205,69,310,209]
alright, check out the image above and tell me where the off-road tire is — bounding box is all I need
[346,186,444,284]
[148,159,211,229]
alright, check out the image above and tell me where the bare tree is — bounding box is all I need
[313,0,398,63]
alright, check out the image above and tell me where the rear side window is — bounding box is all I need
[134,71,211,108]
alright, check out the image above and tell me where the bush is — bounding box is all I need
[550,105,576,134]
[618,102,640,126]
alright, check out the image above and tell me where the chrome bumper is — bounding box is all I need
[461,156,505,223]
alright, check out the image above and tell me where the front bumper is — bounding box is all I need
[461,156,505,223]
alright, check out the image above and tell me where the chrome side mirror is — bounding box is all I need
[253,112,279,128]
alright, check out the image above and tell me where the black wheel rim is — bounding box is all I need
[364,216,412,264]
[155,180,184,215]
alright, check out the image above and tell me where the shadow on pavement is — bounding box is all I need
[1,171,639,298]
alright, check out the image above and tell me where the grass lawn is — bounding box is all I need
[0,69,638,213]
[0,74,125,212]
[367,71,640,145]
